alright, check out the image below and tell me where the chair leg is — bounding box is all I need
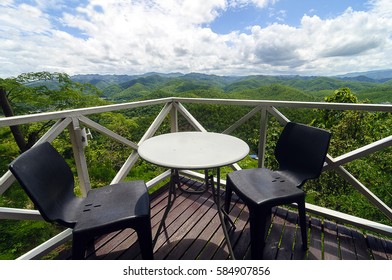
[224,179,233,213]
[135,220,154,260]
[249,207,271,260]
[72,233,86,260]
[297,198,308,250]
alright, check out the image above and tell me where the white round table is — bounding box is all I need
[138,131,249,259]
[138,131,249,170]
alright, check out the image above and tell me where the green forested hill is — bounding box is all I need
[72,73,392,103]
[1,71,391,259]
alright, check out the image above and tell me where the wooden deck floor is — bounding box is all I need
[56,177,392,260]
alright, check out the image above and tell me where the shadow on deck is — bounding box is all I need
[55,177,392,260]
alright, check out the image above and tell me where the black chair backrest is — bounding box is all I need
[274,122,331,186]
[9,142,82,227]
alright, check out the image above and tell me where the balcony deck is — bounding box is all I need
[54,177,392,260]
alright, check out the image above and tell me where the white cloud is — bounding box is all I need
[0,0,392,77]
[228,0,276,9]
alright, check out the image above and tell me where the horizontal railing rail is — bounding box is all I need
[0,97,391,259]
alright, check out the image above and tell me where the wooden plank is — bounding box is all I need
[166,192,216,259]
[337,224,357,260]
[291,212,309,260]
[89,183,179,259]
[196,218,225,259]
[197,196,230,260]
[179,184,231,260]
[350,229,371,260]
[307,216,322,260]
[95,184,176,259]
[206,191,232,260]
[96,229,137,259]
[154,187,212,258]
[52,179,392,260]
[150,183,192,229]
[158,191,213,259]
[120,181,187,260]
[177,187,225,260]
[87,230,123,259]
[305,202,392,237]
[119,241,142,260]
[276,209,298,260]
[323,220,340,259]
[212,194,245,260]
[380,238,392,260]
[263,207,287,260]
[367,234,388,260]
[229,198,251,260]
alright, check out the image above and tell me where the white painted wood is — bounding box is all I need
[222,105,261,135]
[173,97,392,112]
[174,102,207,132]
[0,171,15,195]
[267,106,290,125]
[35,118,73,145]
[111,103,173,184]
[179,169,227,187]
[335,165,392,220]
[0,98,173,127]
[323,154,392,220]
[0,118,72,195]
[110,151,139,184]
[68,118,91,196]
[305,203,392,236]
[78,116,138,149]
[17,229,72,260]
[258,107,268,168]
[146,170,171,189]
[1,97,391,128]
[325,135,392,170]
[139,102,173,143]
[170,103,178,133]
[0,207,42,220]
[230,163,242,171]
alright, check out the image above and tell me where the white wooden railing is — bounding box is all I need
[0,97,391,259]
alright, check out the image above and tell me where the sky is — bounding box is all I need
[1,0,392,78]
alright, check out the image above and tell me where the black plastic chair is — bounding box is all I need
[225,122,331,259]
[9,142,153,260]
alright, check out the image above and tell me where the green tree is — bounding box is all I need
[307,88,392,225]
[0,72,106,259]
[0,72,104,152]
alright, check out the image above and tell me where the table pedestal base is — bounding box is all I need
[153,168,237,260]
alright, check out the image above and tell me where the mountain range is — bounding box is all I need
[71,69,392,103]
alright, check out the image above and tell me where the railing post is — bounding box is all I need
[69,118,91,197]
[170,101,178,133]
[258,107,268,168]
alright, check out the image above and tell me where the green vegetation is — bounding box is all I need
[80,72,392,104]
[0,72,391,259]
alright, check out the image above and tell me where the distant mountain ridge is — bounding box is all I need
[337,69,392,81]
[72,69,392,85]
[71,69,392,104]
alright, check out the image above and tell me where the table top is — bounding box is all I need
[138,132,249,170]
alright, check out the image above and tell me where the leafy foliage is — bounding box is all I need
[0,72,391,259]
[77,73,392,104]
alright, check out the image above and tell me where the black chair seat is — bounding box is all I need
[9,142,153,260]
[226,168,305,208]
[74,181,149,233]
[72,181,152,259]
